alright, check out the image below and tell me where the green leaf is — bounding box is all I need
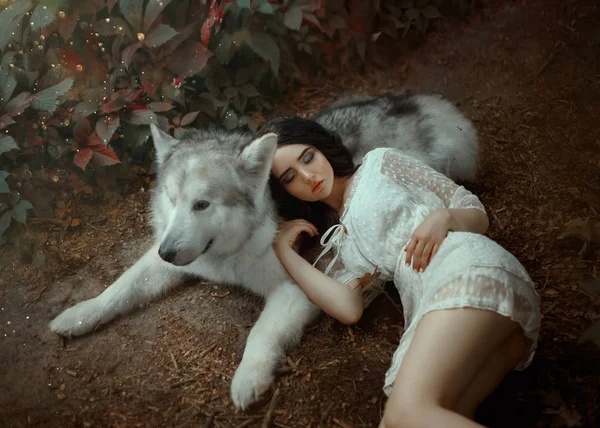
[248,32,280,76]
[0,171,9,193]
[284,6,303,31]
[121,42,143,68]
[148,102,173,112]
[144,0,172,31]
[0,210,12,235]
[12,199,32,224]
[0,0,33,23]
[222,109,238,130]
[74,101,97,117]
[237,0,251,9]
[124,109,157,125]
[420,5,441,19]
[145,24,178,48]
[31,78,73,112]
[238,84,260,97]
[29,4,55,32]
[405,8,420,21]
[214,31,233,64]
[0,69,17,101]
[235,66,255,85]
[120,0,144,31]
[255,0,274,15]
[223,86,238,99]
[93,17,130,37]
[0,19,22,51]
[0,136,19,156]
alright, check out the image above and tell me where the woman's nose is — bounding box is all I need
[300,169,313,183]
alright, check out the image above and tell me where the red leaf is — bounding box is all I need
[101,98,126,113]
[4,92,32,117]
[168,41,212,76]
[0,115,16,130]
[123,89,144,103]
[59,9,79,41]
[74,148,93,171]
[59,48,85,73]
[87,133,121,166]
[201,1,223,46]
[180,111,200,127]
[74,118,92,143]
[95,114,120,144]
[92,151,121,167]
[148,102,173,112]
[140,69,161,96]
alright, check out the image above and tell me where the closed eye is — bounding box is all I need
[281,171,295,185]
[302,150,314,163]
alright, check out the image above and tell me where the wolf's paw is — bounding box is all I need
[49,299,101,337]
[230,358,275,410]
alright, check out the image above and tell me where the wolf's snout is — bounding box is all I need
[158,245,177,263]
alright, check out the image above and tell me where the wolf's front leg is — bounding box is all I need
[50,244,185,337]
[230,280,318,409]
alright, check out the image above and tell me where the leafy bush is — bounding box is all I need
[0,0,454,239]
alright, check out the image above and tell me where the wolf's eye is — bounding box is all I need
[193,200,210,211]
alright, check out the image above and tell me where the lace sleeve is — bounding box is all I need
[380,149,486,213]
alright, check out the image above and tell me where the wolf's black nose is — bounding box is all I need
[158,246,176,263]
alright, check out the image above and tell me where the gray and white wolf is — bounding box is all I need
[312,92,478,183]
[49,92,479,409]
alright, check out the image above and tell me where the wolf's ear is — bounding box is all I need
[239,133,278,183]
[150,123,179,165]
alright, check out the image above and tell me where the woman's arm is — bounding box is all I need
[447,208,489,235]
[274,221,363,325]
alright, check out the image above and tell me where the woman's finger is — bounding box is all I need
[420,241,435,271]
[405,238,418,266]
[411,240,426,271]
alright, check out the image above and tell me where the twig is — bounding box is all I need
[169,351,179,371]
[261,387,280,428]
[332,419,353,428]
[204,412,215,428]
[198,343,217,358]
[236,420,256,428]
[535,52,555,77]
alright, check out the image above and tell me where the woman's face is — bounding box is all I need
[271,144,334,202]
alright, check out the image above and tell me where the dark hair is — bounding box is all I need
[260,116,358,237]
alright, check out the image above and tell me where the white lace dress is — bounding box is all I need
[313,148,541,396]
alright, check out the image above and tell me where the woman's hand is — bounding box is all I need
[274,219,319,254]
[405,209,452,272]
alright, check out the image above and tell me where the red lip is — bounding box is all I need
[312,181,323,192]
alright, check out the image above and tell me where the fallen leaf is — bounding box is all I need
[578,320,600,347]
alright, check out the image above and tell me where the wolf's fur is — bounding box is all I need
[49,92,479,410]
[312,92,479,182]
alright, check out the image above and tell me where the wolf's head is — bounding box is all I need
[149,124,278,266]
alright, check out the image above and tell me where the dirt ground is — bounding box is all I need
[1,0,600,427]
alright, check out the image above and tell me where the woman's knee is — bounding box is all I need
[381,393,447,428]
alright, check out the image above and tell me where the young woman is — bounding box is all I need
[266,118,541,427]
